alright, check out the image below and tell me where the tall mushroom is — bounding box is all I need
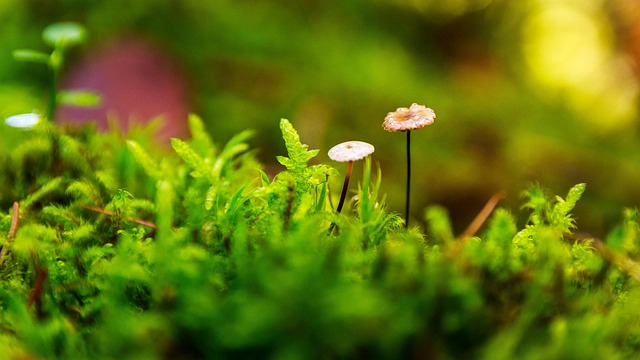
[383,103,435,228]
[327,141,375,213]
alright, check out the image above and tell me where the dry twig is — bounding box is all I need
[0,202,20,267]
[80,203,158,230]
[459,191,506,240]
[591,238,640,282]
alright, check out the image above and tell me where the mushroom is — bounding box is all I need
[383,103,435,228]
[327,140,375,213]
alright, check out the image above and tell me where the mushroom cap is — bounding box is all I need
[383,103,435,132]
[328,141,375,162]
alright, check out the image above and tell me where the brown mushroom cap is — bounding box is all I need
[383,103,435,132]
[328,141,375,162]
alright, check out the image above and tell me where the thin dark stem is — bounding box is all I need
[336,161,354,213]
[405,130,411,229]
[46,64,58,122]
[328,161,355,235]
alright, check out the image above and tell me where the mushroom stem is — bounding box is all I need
[336,160,354,213]
[405,130,411,229]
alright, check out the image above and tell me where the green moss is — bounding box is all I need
[0,116,639,359]
[2,22,640,360]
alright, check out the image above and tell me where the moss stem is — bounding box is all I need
[47,59,60,122]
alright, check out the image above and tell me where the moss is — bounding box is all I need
[0,115,639,359]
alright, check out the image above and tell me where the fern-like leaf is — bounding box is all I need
[188,113,216,157]
[126,140,163,181]
[66,180,102,205]
[171,138,212,179]
[22,177,65,210]
[551,183,586,232]
[554,183,586,217]
[276,119,319,172]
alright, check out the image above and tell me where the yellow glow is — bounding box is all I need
[398,0,493,17]
[524,4,605,86]
[522,1,638,130]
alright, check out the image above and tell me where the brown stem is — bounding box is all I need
[459,191,507,239]
[9,202,20,238]
[592,238,640,282]
[336,161,354,213]
[80,203,158,229]
[26,267,48,310]
[0,202,20,267]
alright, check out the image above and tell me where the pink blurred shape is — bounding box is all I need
[55,36,190,141]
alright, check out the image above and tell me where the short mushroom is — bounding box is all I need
[328,141,375,213]
[383,103,435,228]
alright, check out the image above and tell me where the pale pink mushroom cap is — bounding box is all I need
[328,141,375,162]
[383,103,435,132]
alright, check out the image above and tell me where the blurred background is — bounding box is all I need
[2,0,640,236]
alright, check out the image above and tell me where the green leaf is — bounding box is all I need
[171,138,211,179]
[42,22,87,48]
[12,49,50,64]
[550,183,586,232]
[188,113,215,157]
[221,130,253,158]
[155,180,175,241]
[66,180,102,205]
[556,183,586,216]
[425,206,454,244]
[111,189,133,209]
[257,169,271,186]
[59,134,92,174]
[22,177,65,210]
[485,208,517,247]
[315,178,328,212]
[58,90,101,107]
[277,119,319,172]
[213,130,253,177]
[308,164,338,186]
[225,179,256,216]
[276,155,294,169]
[127,140,163,181]
[204,184,219,211]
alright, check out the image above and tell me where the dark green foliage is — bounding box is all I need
[2,117,640,359]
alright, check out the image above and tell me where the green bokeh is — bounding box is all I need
[1,0,639,236]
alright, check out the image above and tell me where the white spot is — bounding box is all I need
[5,113,41,129]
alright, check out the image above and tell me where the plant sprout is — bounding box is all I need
[328,140,375,213]
[11,22,98,124]
[383,103,435,228]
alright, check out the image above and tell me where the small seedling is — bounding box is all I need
[9,22,99,127]
[383,103,435,228]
